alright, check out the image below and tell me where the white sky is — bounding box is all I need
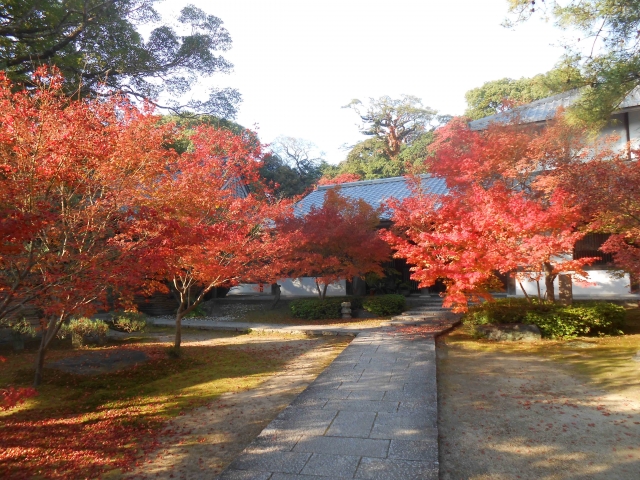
[158,0,570,164]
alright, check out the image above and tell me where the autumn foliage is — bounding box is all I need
[280,188,390,298]
[565,153,640,277]
[0,68,292,381]
[317,172,362,185]
[0,357,37,410]
[384,118,598,310]
[140,126,293,348]
[0,68,184,384]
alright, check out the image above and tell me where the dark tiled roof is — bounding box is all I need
[468,87,640,131]
[296,174,447,220]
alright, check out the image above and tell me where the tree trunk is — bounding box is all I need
[33,315,64,387]
[271,283,281,309]
[517,279,531,303]
[322,283,328,300]
[174,313,182,349]
[33,333,47,387]
[543,262,556,303]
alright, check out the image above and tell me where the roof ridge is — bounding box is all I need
[469,86,640,130]
[469,89,580,127]
[316,173,431,190]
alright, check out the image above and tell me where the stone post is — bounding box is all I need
[341,301,352,319]
[558,274,573,306]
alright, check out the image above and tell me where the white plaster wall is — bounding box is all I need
[227,283,271,296]
[227,278,347,297]
[597,113,628,153]
[279,278,346,297]
[514,270,632,298]
[629,109,640,152]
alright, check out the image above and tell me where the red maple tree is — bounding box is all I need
[0,68,296,372]
[140,125,294,349]
[280,188,391,299]
[384,117,596,311]
[565,149,640,278]
[0,69,179,385]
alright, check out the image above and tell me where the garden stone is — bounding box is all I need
[475,323,541,342]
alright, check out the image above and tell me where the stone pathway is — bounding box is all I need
[209,302,459,480]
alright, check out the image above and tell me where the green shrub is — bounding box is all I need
[184,304,207,318]
[9,318,37,337]
[521,310,585,338]
[58,318,109,339]
[110,311,147,333]
[464,297,547,325]
[362,294,406,316]
[463,298,625,339]
[290,297,363,320]
[564,302,626,333]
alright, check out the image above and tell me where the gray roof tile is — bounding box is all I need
[296,175,447,220]
[468,87,640,131]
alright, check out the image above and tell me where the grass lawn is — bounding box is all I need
[0,329,349,479]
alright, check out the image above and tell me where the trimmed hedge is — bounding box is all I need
[362,294,406,316]
[463,298,625,339]
[58,317,110,339]
[290,295,406,320]
[290,297,363,320]
[109,311,147,333]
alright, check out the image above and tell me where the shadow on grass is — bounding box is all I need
[0,331,345,479]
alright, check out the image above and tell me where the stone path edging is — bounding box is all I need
[150,310,460,339]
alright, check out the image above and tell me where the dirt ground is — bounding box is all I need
[437,329,640,479]
[122,330,350,479]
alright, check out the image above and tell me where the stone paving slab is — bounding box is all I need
[216,320,447,480]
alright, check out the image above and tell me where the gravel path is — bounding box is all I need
[437,337,640,479]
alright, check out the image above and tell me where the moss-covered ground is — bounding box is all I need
[0,329,349,479]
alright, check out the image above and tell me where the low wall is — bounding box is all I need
[228,278,347,297]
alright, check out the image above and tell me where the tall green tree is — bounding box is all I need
[260,137,326,198]
[327,95,441,181]
[464,66,583,120]
[337,138,402,180]
[343,95,439,159]
[162,114,254,154]
[507,0,640,125]
[324,131,434,181]
[0,1,239,117]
